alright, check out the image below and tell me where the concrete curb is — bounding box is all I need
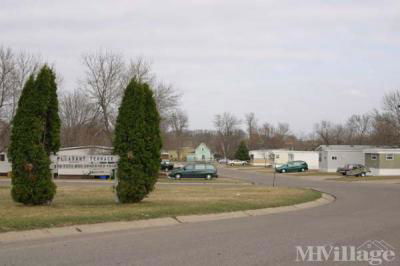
[0,193,335,244]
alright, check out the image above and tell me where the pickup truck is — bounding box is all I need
[337,164,371,177]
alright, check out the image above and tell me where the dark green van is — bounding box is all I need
[168,163,218,179]
[276,161,308,173]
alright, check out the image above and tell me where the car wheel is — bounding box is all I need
[205,174,212,180]
[175,174,181,179]
[301,168,305,172]
[281,169,286,173]
[361,172,366,177]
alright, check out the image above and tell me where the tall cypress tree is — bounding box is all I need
[43,68,61,155]
[235,141,250,161]
[8,65,59,205]
[142,83,162,193]
[113,79,161,203]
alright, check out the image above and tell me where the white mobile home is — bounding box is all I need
[286,151,319,170]
[0,146,118,179]
[316,145,374,172]
[364,148,400,176]
[249,149,319,169]
[0,152,11,176]
[55,146,118,179]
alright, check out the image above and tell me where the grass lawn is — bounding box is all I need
[256,168,275,174]
[327,176,400,182]
[285,171,340,177]
[225,165,265,169]
[0,184,320,233]
[157,176,247,184]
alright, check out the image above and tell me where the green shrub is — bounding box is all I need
[113,79,161,203]
[8,66,60,205]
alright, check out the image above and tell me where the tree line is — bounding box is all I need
[164,92,400,160]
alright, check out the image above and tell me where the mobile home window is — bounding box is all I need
[331,156,337,160]
[385,154,394,160]
[371,154,378,160]
[0,154,5,161]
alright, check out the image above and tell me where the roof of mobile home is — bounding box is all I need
[364,148,400,154]
[60,146,113,151]
[250,149,316,153]
[316,145,376,152]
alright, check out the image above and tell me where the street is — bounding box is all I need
[1,168,399,266]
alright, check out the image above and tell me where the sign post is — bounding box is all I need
[113,168,119,203]
[270,152,277,187]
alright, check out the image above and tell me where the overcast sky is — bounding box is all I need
[1,0,399,135]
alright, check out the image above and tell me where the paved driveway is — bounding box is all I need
[0,168,399,266]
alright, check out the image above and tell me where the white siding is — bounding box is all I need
[250,150,318,168]
[0,152,11,174]
[320,150,365,172]
[288,151,319,170]
[369,168,400,176]
[0,147,117,177]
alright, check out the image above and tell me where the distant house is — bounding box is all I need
[364,148,400,176]
[249,149,319,169]
[166,147,195,161]
[316,145,375,172]
[187,143,214,162]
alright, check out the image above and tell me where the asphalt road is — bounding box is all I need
[1,168,400,266]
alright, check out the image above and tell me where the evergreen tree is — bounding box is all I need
[113,79,161,203]
[235,141,250,161]
[8,65,59,205]
[43,68,61,155]
[142,83,162,192]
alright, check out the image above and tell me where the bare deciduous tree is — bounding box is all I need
[214,112,241,158]
[9,52,41,119]
[168,109,189,160]
[0,47,14,114]
[81,51,182,144]
[0,46,41,150]
[81,51,125,142]
[59,89,107,146]
[123,57,155,85]
[346,114,372,144]
[245,112,259,149]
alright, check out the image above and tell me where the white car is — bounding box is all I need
[218,158,229,164]
[228,160,248,166]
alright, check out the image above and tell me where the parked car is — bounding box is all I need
[337,164,370,177]
[228,160,248,166]
[168,163,218,179]
[218,158,229,164]
[276,161,308,173]
[160,160,174,171]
